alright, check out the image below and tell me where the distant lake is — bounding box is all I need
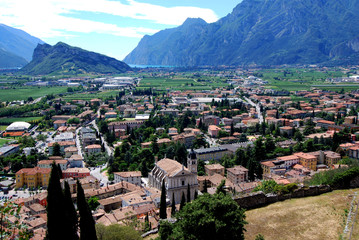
[129,64,177,68]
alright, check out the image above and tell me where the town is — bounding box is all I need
[0,66,358,239]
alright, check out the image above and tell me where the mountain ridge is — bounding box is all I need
[21,42,132,75]
[124,0,359,66]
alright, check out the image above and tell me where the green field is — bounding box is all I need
[0,86,68,102]
[0,117,42,124]
[258,69,347,91]
[62,90,121,101]
[138,76,228,90]
[0,126,7,131]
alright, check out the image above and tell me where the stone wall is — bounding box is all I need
[234,185,332,210]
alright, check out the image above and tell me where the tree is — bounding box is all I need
[77,181,97,240]
[64,181,79,240]
[52,142,61,156]
[47,164,74,240]
[186,184,191,203]
[203,179,208,193]
[179,192,186,211]
[171,193,176,217]
[215,179,226,195]
[163,193,247,240]
[255,234,265,240]
[160,179,167,219]
[88,196,100,211]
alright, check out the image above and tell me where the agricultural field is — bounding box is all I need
[138,76,228,90]
[0,86,68,102]
[0,117,42,125]
[257,68,352,91]
[62,90,121,101]
[245,188,359,240]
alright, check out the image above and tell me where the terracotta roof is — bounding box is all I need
[114,171,141,178]
[156,158,188,177]
[205,164,224,170]
[227,165,248,175]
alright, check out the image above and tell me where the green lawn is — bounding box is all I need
[0,138,12,146]
[62,90,120,101]
[0,117,42,124]
[0,86,68,102]
[0,126,7,131]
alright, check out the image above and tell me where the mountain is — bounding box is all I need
[0,24,44,68]
[124,0,359,66]
[21,42,132,75]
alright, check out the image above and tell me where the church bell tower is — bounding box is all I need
[187,149,197,174]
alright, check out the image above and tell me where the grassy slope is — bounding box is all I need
[245,188,359,240]
[0,87,67,102]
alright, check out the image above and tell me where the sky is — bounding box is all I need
[0,0,241,61]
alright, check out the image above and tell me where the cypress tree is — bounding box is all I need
[194,190,198,199]
[171,193,176,217]
[186,184,191,203]
[180,192,186,211]
[77,181,97,240]
[160,179,167,219]
[203,179,208,193]
[47,164,73,240]
[64,182,79,240]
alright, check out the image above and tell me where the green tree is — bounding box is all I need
[64,181,79,240]
[47,164,74,240]
[52,142,61,156]
[164,193,247,240]
[255,234,265,240]
[186,184,191,203]
[88,196,100,211]
[215,179,226,195]
[253,180,278,194]
[179,192,186,211]
[160,179,167,219]
[77,181,97,240]
[171,193,176,217]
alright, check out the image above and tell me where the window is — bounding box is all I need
[182,180,185,186]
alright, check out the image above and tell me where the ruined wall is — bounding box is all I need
[234,185,332,210]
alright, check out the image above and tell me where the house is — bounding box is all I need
[48,141,76,155]
[114,171,142,185]
[68,154,84,168]
[227,165,248,185]
[82,133,97,147]
[105,111,117,119]
[37,159,68,171]
[293,152,317,171]
[108,120,144,132]
[53,120,67,130]
[205,164,225,176]
[148,156,198,204]
[85,144,102,154]
[316,120,335,129]
[62,168,90,179]
[15,167,51,188]
[64,146,78,158]
[208,125,221,138]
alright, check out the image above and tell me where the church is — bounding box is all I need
[148,150,198,204]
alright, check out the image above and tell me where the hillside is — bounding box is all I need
[21,42,132,75]
[0,24,44,67]
[124,0,359,66]
[245,188,359,240]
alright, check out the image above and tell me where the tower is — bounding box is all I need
[187,149,197,174]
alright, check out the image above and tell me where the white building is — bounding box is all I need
[114,171,142,186]
[148,151,198,204]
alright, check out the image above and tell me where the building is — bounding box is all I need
[48,141,76,155]
[194,147,230,162]
[227,165,248,185]
[85,144,102,154]
[6,121,31,132]
[114,171,142,185]
[148,156,198,204]
[53,120,67,130]
[54,132,74,142]
[64,146,78,158]
[0,144,20,157]
[37,159,68,171]
[208,125,221,138]
[294,152,317,171]
[62,168,90,179]
[205,164,225,176]
[108,120,144,132]
[15,167,51,188]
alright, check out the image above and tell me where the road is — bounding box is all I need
[90,165,109,186]
[244,96,264,124]
[90,120,113,156]
[75,127,84,157]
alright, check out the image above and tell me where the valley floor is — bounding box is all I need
[245,188,359,240]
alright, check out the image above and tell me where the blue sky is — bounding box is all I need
[0,0,241,61]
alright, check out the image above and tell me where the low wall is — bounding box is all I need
[234,185,332,210]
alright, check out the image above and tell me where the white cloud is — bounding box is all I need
[0,0,218,39]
